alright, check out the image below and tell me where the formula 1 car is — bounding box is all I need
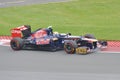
[10,25,107,54]
[10,25,70,51]
[64,34,107,54]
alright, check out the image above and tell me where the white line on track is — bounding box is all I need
[0,0,25,5]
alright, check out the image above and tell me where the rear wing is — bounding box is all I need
[11,25,31,38]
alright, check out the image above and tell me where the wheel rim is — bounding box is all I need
[66,44,72,50]
[64,43,75,54]
[11,40,19,50]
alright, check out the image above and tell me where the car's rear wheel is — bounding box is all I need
[10,38,24,50]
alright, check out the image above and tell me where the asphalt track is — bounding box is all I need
[0,46,120,80]
[0,0,120,80]
[0,0,69,8]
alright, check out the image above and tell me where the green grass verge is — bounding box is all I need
[0,0,120,40]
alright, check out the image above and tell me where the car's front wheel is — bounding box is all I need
[64,40,77,54]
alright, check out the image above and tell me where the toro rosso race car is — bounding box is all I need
[10,25,107,54]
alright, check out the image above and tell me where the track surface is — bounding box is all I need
[0,0,120,80]
[0,0,69,8]
[0,46,120,80]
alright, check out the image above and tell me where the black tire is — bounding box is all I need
[10,38,24,50]
[84,34,96,39]
[64,40,77,54]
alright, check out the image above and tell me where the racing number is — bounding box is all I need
[76,47,87,54]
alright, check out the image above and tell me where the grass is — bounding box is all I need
[0,0,120,40]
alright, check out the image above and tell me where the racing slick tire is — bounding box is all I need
[84,34,96,39]
[64,40,78,54]
[10,37,24,50]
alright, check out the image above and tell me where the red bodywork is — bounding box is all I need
[31,29,50,45]
[32,29,47,38]
[11,25,28,38]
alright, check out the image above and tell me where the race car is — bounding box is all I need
[10,25,68,51]
[64,34,107,54]
[10,25,107,54]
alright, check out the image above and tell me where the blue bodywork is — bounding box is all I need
[23,28,67,51]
